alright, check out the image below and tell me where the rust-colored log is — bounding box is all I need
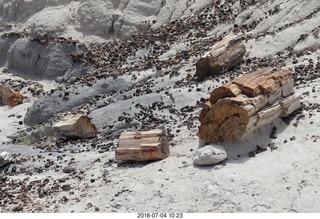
[198,67,300,143]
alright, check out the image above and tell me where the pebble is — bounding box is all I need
[12,206,23,212]
[61,184,72,191]
[62,166,76,174]
[268,143,278,151]
[248,151,256,157]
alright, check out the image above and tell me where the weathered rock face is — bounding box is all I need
[195,33,246,80]
[0,151,12,167]
[24,78,129,126]
[0,85,24,107]
[1,0,213,40]
[198,67,301,143]
[0,0,73,22]
[6,38,86,80]
[193,145,227,166]
[53,114,98,139]
[116,129,169,161]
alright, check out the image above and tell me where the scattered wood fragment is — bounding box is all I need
[53,113,98,139]
[0,85,24,107]
[198,67,301,143]
[0,151,12,168]
[116,129,169,161]
[195,32,246,80]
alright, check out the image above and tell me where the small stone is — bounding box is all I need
[213,164,224,170]
[290,136,296,141]
[0,176,7,182]
[63,166,76,173]
[256,145,267,153]
[69,77,77,84]
[193,144,227,166]
[12,206,23,212]
[58,177,69,183]
[61,184,72,191]
[146,88,152,94]
[248,151,256,157]
[268,143,278,151]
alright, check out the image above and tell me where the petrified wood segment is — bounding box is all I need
[53,113,98,139]
[116,130,169,161]
[0,85,24,107]
[198,67,300,143]
[195,32,246,80]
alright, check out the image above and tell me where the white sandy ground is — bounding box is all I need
[1,0,320,213]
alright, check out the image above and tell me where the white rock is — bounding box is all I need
[193,145,227,166]
[0,151,12,167]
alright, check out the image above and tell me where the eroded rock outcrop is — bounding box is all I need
[6,38,86,80]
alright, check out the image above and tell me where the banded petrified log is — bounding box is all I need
[116,130,169,161]
[195,32,246,80]
[198,67,300,143]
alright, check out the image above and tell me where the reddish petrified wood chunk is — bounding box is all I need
[195,32,246,80]
[198,67,300,143]
[116,130,169,161]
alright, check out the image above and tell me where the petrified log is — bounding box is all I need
[198,67,300,143]
[0,85,24,107]
[195,32,246,80]
[53,113,98,139]
[116,129,169,161]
